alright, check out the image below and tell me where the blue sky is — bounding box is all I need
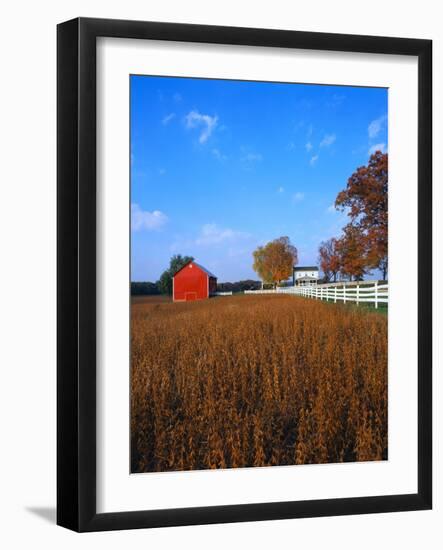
[131,76,387,282]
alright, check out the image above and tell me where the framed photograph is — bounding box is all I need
[57,17,432,532]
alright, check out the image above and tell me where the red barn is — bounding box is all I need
[172,261,217,302]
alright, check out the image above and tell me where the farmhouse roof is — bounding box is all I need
[172,260,217,279]
[297,275,318,281]
[293,266,319,271]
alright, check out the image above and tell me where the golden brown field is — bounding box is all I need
[131,294,387,473]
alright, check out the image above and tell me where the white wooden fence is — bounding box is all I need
[245,282,388,308]
[215,291,233,296]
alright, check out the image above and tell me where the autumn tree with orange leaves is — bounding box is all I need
[318,237,341,282]
[335,225,368,281]
[253,236,298,288]
[335,151,388,279]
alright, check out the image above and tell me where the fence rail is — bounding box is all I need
[245,282,388,308]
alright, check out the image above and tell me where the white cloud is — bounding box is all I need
[131,203,168,231]
[242,152,262,163]
[212,148,227,161]
[240,146,262,165]
[327,203,336,213]
[185,110,218,143]
[195,223,249,246]
[162,113,175,125]
[326,94,345,108]
[305,141,313,152]
[292,192,305,203]
[368,114,387,139]
[320,133,336,148]
[310,154,319,166]
[277,186,285,193]
[368,143,387,155]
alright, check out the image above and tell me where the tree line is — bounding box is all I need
[131,282,160,295]
[131,254,263,295]
[131,254,193,296]
[319,151,387,282]
[217,280,262,292]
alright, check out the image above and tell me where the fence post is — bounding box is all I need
[334,286,337,303]
[356,284,360,306]
[374,281,378,309]
[343,285,346,304]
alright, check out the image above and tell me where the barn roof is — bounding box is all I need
[193,262,217,278]
[172,260,217,279]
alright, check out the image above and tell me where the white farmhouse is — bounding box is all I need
[293,265,319,286]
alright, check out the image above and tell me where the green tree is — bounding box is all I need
[158,254,194,295]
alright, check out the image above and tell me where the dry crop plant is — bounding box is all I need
[131,295,387,473]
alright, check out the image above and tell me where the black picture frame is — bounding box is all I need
[57,17,432,532]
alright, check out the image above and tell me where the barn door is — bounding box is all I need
[185,292,197,301]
